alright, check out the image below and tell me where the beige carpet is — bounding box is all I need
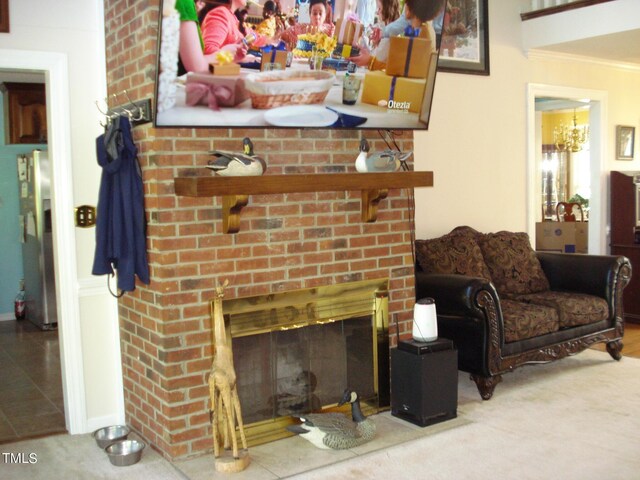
[283,349,640,480]
[2,349,640,480]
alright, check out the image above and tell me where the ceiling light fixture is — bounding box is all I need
[554,109,589,153]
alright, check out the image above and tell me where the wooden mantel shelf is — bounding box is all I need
[174,172,434,233]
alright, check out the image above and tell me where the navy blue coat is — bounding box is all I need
[92,116,150,292]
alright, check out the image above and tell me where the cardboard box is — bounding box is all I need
[335,19,363,46]
[185,72,250,108]
[386,36,434,79]
[260,47,288,71]
[334,43,360,59]
[321,57,356,72]
[361,71,425,113]
[535,222,588,254]
[209,63,241,76]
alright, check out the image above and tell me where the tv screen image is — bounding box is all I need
[155,0,445,130]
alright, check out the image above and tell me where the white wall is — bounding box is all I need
[0,0,123,431]
[414,0,640,244]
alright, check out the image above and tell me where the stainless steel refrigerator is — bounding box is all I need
[17,149,58,330]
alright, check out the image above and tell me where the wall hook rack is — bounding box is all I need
[96,90,153,126]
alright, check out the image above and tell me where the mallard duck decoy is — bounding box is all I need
[355,138,410,173]
[206,137,267,176]
[354,138,371,173]
[286,389,376,450]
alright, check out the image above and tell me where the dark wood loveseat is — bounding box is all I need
[415,226,632,400]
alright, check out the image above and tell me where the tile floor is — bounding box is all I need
[0,320,66,444]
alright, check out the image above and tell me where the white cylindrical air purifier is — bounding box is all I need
[412,298,438,342]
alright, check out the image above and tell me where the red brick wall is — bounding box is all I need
[104,0,417,460]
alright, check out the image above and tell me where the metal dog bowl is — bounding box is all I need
[105,439,145,466]
[93,425,131,449]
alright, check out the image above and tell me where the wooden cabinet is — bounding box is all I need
[1,82,47,144]
[610,171,640,323]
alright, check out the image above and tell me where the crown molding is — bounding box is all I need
[527,49,640,72]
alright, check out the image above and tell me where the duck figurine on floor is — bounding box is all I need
[286,389,376,450]
[355,138,412,173]
[207,137,267,176]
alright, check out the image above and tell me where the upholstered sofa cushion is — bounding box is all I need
[515,291,609,328]
[415,229,491,280]
[501,299,560,343]
[449,225,484,241]
[478,231,550,296]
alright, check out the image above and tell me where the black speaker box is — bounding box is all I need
[391,339,458,427]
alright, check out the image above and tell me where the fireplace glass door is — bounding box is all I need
[217,278,389,445]
[233,315,374,425]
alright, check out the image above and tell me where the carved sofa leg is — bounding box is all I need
[471,374,502,400]
[606,340,623,361]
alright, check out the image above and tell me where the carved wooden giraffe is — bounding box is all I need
[209,280,248,471]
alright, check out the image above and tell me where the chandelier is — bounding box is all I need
[554,109,589,153]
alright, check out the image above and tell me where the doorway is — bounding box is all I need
[527,84,608,255]
[0,70,65,442]
[0,50,87,435]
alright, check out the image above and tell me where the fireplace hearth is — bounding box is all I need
[214,278,391,446]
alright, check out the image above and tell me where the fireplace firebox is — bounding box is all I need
[213,278,390,446]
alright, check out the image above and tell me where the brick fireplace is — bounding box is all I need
[104,0,419,460]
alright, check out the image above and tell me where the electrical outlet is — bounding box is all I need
[75,205,96,227]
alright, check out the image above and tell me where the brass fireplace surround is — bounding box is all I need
[213,278,390,446]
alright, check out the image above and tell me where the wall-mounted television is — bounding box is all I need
[155,0,445,130]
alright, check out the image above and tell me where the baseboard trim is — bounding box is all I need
[0,313,15,321]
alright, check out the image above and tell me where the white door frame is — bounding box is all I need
[526,83,609,254]
[0,49,87,433]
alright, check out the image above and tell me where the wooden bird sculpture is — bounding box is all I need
[207,137,267,176]
[286,389,376,450]
[355,138,411,173]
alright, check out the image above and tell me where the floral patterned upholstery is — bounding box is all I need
[416,228,611,344]
[415,228,491,279]
[501,299,560,342]
[477,231,550,296]
[449,225,484,241]
[515,291,609,328]
[415,229,629,399]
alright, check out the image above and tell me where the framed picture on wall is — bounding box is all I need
[437,0,490,75]
[0,0,9,33]
[616,125,635,160]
